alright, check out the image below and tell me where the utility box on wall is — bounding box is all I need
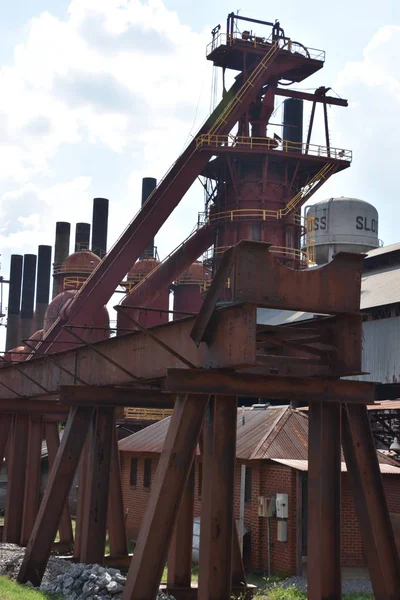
[276,493,288,519]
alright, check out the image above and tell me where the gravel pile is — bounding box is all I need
[0,543,174,600]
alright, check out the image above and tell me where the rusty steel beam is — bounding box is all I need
[275,88,348,107]
[18,407,94,586]
[80,407,114,565]
[60,386,174,408]
[45,421,74,545]
[0,415,12,466]
[307,402,341,600]
[37,60,277,354]
[108,422,128,557]
[0,399,69,414]
[166,369,375,403]
[122,394,208,600]
[3,415,29,544]
[342,404,400,600]
[121,225,214,316]
[167,464,195,590]
[0,305,257,399]
[198,396,237,600]
[21,416,43,546]
[74,436,90,560]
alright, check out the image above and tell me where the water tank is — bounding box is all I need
[304,197,379,264]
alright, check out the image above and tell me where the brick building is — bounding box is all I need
[118,406,400,576]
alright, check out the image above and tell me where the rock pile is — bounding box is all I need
[41,563,175,600]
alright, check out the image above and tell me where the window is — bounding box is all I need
[244,467,252,504]
[198,462,203,497]
[130,458,138,487]
[144,458,152,489]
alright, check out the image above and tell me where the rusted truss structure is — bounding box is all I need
[0,243,398,600]
[0,12,399,600]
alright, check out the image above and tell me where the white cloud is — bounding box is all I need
[0,0,212,183]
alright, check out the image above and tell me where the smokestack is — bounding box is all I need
[20,254,37,343]
[75,223,91,252]
[5,255,23,351]
[53,222,70,298]
[283,98,303,149]
[141,178,157,259]
[35,245,52,331]
[91,198,109,258]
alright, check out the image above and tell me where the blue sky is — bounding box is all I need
[0,0,399,345]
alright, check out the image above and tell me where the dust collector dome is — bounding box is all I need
[127,258,160,285]
[60,250,101,275]
[29,329,44,342]
[4,345,27,363]
[44,290,76,333]
[44,290,109,341]
[174,261,211,285]
[304,196,379,264]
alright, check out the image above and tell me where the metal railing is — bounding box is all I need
[196,134,352,162]
[206,31,325,62]
[123,407,173,421]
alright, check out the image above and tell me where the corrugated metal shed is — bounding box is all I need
[366,242,400,259]
[350,317,400,383]
[271,458,400,474]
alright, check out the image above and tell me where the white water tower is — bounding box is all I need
[304,197,379,264]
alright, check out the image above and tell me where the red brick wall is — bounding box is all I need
[120,453,400,575]
[341,473,400,567]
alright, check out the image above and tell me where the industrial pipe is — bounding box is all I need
[5,255,23,351]
[91,198,109,258]
[75,223,90,252]
[20,254,37,342]
[141,178,157,259]
[53,222,71,298]
[35,245,52,331]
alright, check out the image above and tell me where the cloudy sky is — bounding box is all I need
[0,0,399,343]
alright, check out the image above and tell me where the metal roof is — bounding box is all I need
[271,458,400,474]
[367,400,400,411]
[360,264,400,310]
[119,405,400,476]
[366,242,400,259]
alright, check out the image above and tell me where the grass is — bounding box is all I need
[253,584,373,600]
[0,577,58,600]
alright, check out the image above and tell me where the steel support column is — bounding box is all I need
[342,404,400,600]
[3,415,29,544]
[73,435,89,560]
[21,416,43,545]
[122,394,208,600]
[45,421,74,545]
[80,407,114,565]
[198,396,237,600]
[18,406,94,586]
[0,414,12,466]
[108,421,128,557]
[167,464,195,590]
[307,402,341,600]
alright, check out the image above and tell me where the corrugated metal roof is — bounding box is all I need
[118,417,171,454]
[271,458,400,474]
[366,242,400,259]
[361,264,400,310]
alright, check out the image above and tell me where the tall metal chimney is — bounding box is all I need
[53,222,70,298]
[91,198,109,258]
[283,98,303,149]
[75,223,91,252]
[141,178,157,259]
[5,255,23,351]
[35,245,52,331]
[20,254,37,343]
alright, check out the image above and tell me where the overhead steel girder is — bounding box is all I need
[166,368,375,403]
[191,241,363,346]
[0,304,258,399]
[275,88,348,107]
[121,224,214,314]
